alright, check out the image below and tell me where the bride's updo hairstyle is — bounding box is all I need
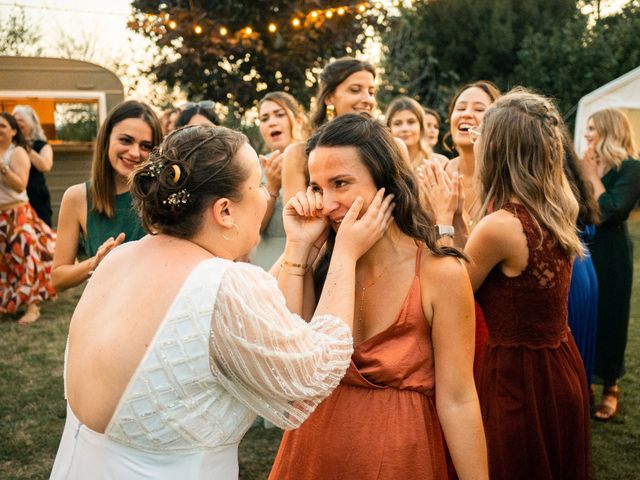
[131,125,248,238]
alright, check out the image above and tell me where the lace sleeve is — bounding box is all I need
[209,262,353,429]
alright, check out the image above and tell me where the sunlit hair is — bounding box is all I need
[589,108,638,170]
[306,113,465,295]
[258,91,310,143]
[12,105,47,142]
[310,57,376,130]
[385,96,432,166]
[476,88,583,257]
[91,100,163,218]
[131,125,249,238]
[444,80,500,153]
[0,112,29,151]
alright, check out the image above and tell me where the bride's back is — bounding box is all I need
[65,236,211,433]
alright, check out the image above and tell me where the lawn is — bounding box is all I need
[1,223,639,479]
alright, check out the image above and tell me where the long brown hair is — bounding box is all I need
[90,101,163,218]
[476,88,583,257]
[310,57,376,130]
[307,113,465,295]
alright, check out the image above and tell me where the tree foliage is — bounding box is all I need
[515,1,640,123]
[381,0,577,112]
[129,1,389,116]
[0,9,43,56]
[380,0,640,127]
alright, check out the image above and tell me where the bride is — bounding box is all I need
[49,124,393,479]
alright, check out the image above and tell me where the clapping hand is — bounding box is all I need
[418,160,464,225]
[260,150,283,197]
[90,232,125,274]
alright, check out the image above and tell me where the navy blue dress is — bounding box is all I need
[567,225,598,384]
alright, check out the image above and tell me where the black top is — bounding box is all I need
[27,139,53,227]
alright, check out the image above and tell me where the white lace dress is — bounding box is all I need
[49,258,353,479]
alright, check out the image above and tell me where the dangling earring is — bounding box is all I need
[222,223,240,241]
[326,104,335,121]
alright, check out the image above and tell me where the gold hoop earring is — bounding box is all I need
[326,104,335,120]
[222,223,240,241]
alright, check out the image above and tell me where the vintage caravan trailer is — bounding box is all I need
[0,56,124,225]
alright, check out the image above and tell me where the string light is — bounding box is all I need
[129,2,398,40]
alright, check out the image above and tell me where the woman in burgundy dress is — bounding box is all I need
[429,89,590,479]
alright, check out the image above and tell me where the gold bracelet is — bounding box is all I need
[281,259,307,270]
[280,266,306,276]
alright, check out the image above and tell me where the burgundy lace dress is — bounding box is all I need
[476,203,590,480]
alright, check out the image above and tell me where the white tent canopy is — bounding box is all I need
[574,65,640,156]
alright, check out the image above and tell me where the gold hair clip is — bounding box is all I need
[172,164,181,184]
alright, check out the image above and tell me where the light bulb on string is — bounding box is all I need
[168,20,176,29]
[268,23,277,33]
[194,25,203,34]
[326,10,334,18]
[358,4,367,13]
[310,10,318,18]
[292,18,301,27]
[244,26,253,35]
[337,7,345,15]
[219,27,228,35]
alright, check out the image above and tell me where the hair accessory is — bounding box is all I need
[171,164,181,184]
[163,189,190,207]
[146,161,164,178]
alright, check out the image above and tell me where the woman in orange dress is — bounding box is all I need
[269,114,488,480]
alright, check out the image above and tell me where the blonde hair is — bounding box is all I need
[589,108,638,169]
[258,91,310,143]
[477,88,583,257]
[385,96,432,166]
[12,105,47,142]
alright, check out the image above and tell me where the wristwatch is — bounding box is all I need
[436,224,455,238]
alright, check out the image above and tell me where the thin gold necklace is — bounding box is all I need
[355,262,392,341]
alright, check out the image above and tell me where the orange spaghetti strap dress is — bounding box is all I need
[269,247,455,480]
[476,203,590,479]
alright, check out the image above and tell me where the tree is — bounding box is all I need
[380,0,578,114]
[514,0,640,126]
[0,9,43,56]
[128,0,390,117]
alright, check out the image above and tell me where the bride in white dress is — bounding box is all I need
[49,125,394,479]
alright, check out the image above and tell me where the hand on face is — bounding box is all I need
[333,188,394,261]
[283,186,330,248]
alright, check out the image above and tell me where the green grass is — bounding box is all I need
[2,224,640,479]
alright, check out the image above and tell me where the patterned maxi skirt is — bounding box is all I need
[0,203,56,314]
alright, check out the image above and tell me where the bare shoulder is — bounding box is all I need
[283,142,306,163]
[430,152,450,166]
[61,182,87,206]
[10,146,29,163]
[420,250,470,289]
[473,209,522,247]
